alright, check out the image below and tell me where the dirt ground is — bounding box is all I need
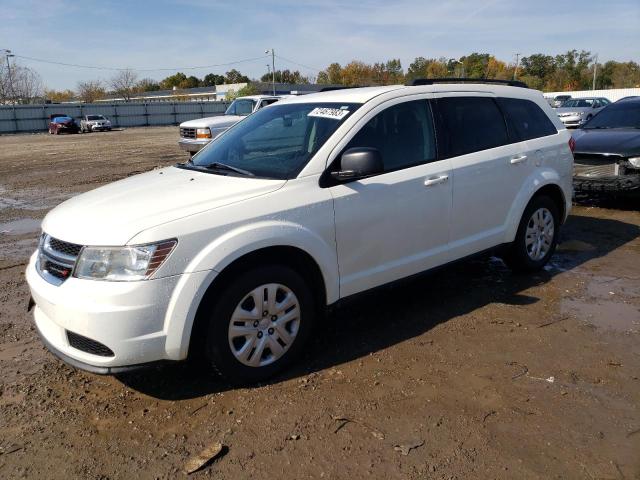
[0,127,639,480]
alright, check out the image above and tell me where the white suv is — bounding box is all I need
[27,80,573,384]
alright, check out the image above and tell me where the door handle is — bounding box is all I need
[424,174,449,187]
[510,155,528,165]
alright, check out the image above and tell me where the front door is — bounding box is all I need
[328,98,452,298]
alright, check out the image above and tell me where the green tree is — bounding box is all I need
[179,75,201,89]
[260,69,309,84]
[203,73,225,86]
[160,72,187,89]
[136,78,160,91]
[224,69,250,84]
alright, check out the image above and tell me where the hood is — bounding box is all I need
[556,107,590,115]
[572,128,640,156]
[180,115,244,130]
[42,166,286,246]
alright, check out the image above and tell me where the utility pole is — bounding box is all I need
[2,49,15,104]
[592,54,598,90]
[513,53,521,80]
[265,49,275,95]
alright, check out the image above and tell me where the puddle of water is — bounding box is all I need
[0,185,73,211]
[0,218,41,235]
[562,298,639,332]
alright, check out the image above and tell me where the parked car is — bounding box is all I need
[27,81,573,383]
[48,114,80,134]
[178,95,281,155]
[80,114,112,133]
[551,94,572,108]
[555,97,611,127]
[572,96,640,194]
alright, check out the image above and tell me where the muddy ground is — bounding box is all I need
[0,127,639,480]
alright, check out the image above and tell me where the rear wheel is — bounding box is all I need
[503,195,560,272]
[203,265,316,384]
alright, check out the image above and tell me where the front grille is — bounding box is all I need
[67,331,115,357]
[180,127,196,139]
[574,154,621,178]
[37,234,83,286]
[48,237,83,257]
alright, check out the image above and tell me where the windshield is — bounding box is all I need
[583,102,640,129]
[87,115,104,120]
[562,99,594,108]
[187,102,361,179]
[225,99,256,116]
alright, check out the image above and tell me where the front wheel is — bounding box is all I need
[203,265,316,384]
[503,195,560,272]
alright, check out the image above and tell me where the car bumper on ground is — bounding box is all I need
[574,174,640,193]
[178,138,211,153]
[25,253,194,373]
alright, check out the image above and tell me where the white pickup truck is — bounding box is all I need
[178,95,281,155]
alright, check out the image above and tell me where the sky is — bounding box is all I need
[1,0,639,90]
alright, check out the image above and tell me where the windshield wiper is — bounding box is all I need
[205,162,255,177]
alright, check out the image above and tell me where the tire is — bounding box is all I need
[503,195,560,272]
[202,264,316,384]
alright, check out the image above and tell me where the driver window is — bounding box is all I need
[343,100,436,172]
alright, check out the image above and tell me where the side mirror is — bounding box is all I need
[331,147,383,182]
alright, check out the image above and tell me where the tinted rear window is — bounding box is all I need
[498,98,557,141]
[437,97,508,157]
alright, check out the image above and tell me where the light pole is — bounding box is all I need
[592,54,598,90]
[265,49,275,95]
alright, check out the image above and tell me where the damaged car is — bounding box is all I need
[48,114,80,135]
[572,96,640,194]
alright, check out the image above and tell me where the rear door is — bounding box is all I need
[433,93,531,259]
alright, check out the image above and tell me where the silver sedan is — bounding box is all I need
[555,97,611,127]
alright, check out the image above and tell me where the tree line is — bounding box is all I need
[316,51,640,91]
[3,49,639,105]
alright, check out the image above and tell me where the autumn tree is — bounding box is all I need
[44,89,75,103]
[76,80,106,103]
[109,69,138,101]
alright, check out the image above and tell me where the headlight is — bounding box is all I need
[196,127,212,139]
[629,157,640,168]
[74,240,177,281]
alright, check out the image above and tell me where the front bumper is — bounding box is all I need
[178,138,211,153]
[26,253,201,372]
[559,116,585,128]
[90,124,111,131]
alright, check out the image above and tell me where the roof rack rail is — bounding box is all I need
[407,78,528,88]
[317,86,361,92]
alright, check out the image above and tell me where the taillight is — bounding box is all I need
[568,137,576,153]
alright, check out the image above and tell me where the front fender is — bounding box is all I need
[503,169,569,244]
[162,221,339,359]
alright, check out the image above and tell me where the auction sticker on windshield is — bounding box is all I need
[308,107,350,120]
